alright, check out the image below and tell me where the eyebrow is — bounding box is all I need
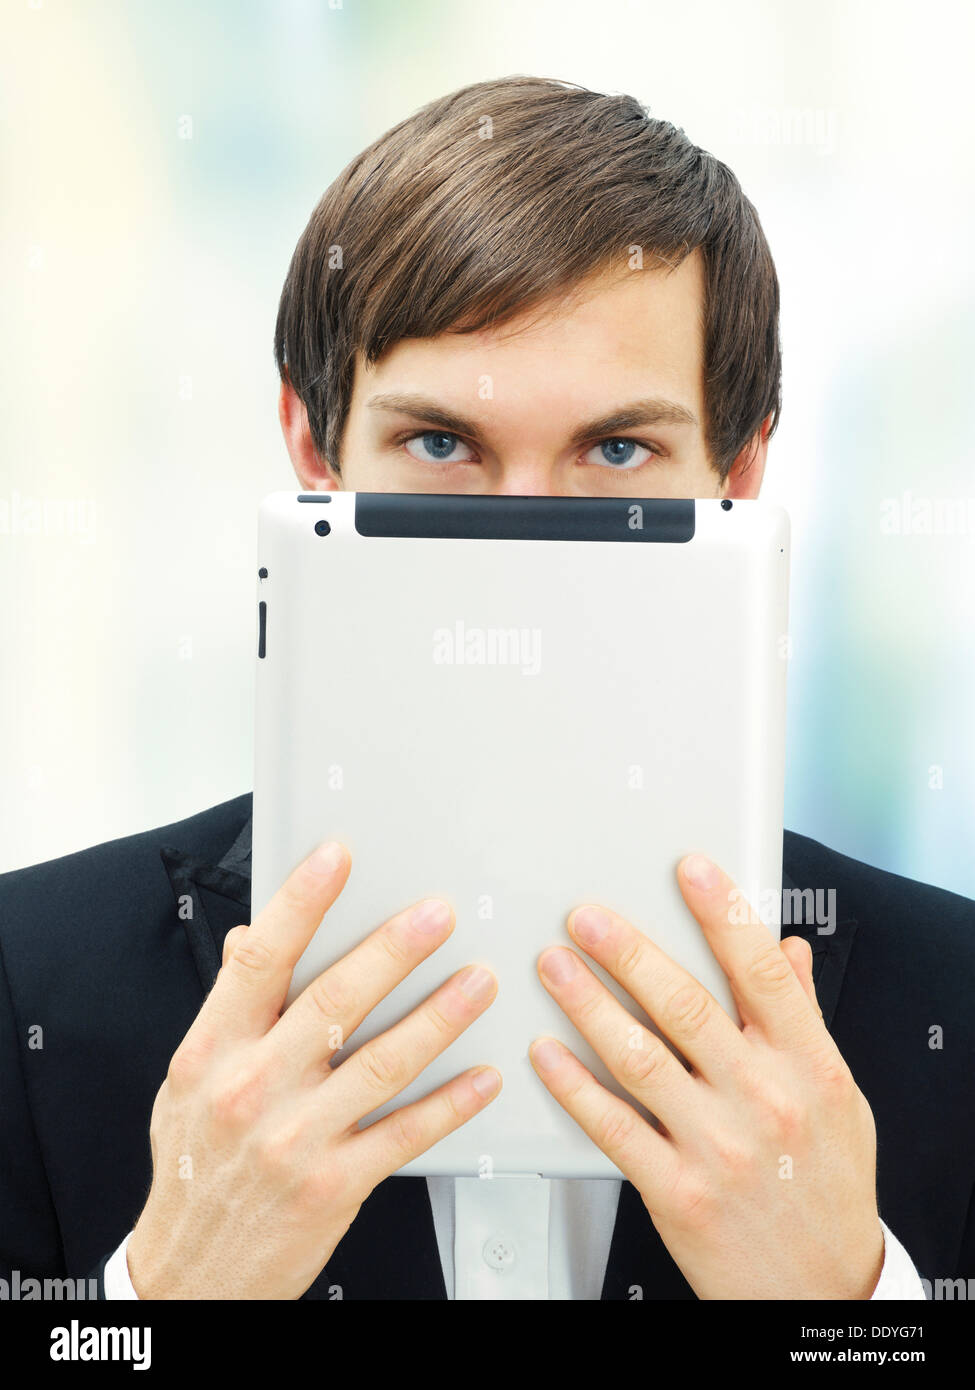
[366,392,698,443]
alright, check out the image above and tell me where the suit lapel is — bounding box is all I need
[306,1177,447,1300]
[159,845,252,995]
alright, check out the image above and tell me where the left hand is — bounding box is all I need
[529,853,885,1299]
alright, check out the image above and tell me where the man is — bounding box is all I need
[1,76,972,1301]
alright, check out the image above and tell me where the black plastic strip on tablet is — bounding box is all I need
[353,494,695,542]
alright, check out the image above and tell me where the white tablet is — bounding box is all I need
[252,491,790,1178]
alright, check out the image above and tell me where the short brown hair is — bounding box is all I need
[274,75,781,479]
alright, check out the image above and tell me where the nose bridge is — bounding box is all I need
[492,439,569,496]
[495,468,560,496]
[485,389,575,494]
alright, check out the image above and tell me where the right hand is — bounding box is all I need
[126,840,500,1299]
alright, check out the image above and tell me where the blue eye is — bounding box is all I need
[404,431,475,464]
[584,438,653,470]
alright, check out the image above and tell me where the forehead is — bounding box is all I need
[350,249,706,418]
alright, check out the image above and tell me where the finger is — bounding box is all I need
[779,936,822,1017]
[190,840,351,1046]
[536,945,703,1142]
[677,854,823,1052]
[321,963,498,1131]
[267,896,459,1074]
[565,905,747,1084]
[528,1037,678,1200]
[351,1065,502,1188]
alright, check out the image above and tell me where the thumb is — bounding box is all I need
[221,923,248,969]
[779,935,823,1019]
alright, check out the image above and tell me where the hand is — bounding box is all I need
[529,853,884,1299]
[127,840,500,1299]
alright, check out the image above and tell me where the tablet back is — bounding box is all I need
[252,492,790,1178]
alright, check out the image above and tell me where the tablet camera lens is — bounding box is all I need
[721,499,733,511]
[314,519,331,536]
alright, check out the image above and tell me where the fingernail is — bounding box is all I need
[455,965,495,1001]
[682,854,719,891]
[471,1067,501,1099]
[531,1038,564,1071]
[410,898,452,933]
[540,948,579,984]
[308,841,346,875]
[571,907,610,946]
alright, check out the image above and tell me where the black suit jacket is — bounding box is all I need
[1,792,973,1299]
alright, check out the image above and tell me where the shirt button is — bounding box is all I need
[482,1236,516,1272]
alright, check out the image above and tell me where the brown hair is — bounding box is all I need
[274,75,781,479]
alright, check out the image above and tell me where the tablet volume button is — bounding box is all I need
[258,600,267,659]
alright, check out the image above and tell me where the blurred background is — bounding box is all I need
[2,0,973,895]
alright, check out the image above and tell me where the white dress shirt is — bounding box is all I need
[104,1175,926,1299]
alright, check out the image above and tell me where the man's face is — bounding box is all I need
[280,248,768,498]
